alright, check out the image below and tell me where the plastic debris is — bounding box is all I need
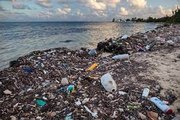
[3,89,12,95]
[84,105,98,118]
[121,34,128,39]
[86,63,98,71]
[88,49,97,56]
[75,99,81,106]
[138,112,147,120]
[112,54,129,60]
[22,66,33,73]
[67,85,75,93]
[167,40,175,46]
[35,99,47,107]
[145,41,156,51]
[150,97,173,114]
[119,91,127,95]
[61,77,69,85]
[100,73,117,92]
[65,113,73,120]
[142,88,150,98]
[82,98,90,104]
[0,24,179,119]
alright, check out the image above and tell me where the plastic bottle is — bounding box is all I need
[112,54,129,60]
[100,73,117,92]
[150,97,173,114]
[142,88,150,98]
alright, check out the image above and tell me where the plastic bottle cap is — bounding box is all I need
[166,109,173,114]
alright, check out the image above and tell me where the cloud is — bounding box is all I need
[76,10,83,16]
[12,2,30,9]
[158,5,172,16]
[57,7,71,15]
[78,0,106,11]
[127,0,147,8]
[36,0,52,8]
[120,7,128,16]
[97,0,121,8]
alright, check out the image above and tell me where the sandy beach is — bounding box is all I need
[133,47,180,113]
[0,24,180,120]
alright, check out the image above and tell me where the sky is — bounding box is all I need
[0,0,179,22]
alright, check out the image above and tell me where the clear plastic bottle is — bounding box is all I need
[112,54,129,60]
[100,73,117,92]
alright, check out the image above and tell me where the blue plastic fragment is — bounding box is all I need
[23,66,33,73]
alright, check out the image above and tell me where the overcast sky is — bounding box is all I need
[0,0,179,21]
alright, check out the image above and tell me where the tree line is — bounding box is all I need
[113,7,180,23]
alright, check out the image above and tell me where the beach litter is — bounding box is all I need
[0,24,179,119]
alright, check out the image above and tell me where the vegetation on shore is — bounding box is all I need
[113,7,180,23]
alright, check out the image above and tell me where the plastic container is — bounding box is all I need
[150,97,173,114]
[112,54,129,60]
[100,73,117,92]
[142,88,150,98]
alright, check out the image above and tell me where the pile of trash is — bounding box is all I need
[97,24,180,54]
[0,24,180,120]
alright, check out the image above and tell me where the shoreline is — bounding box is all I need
[0,24,180,119]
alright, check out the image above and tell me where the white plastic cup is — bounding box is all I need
[100,73,117,92]
[112,54,129,60]
[150,97,173,114]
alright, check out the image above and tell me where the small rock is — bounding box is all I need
[36,116,42,120]
[10,116,17,120]
[48,93,55,99]
[111,111,118,118]
[138,112,147,120]
[61,78,69,85]
[147,111,158,120]
[82,98,90,104]
[47,112,56,117]
[107,94,114,99]
[119,108,124,112]
[3,89,12,95]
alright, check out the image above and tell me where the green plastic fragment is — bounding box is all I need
[35,99,46,107]
[67,85,74,93]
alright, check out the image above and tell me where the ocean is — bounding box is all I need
[0,22,160,70]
